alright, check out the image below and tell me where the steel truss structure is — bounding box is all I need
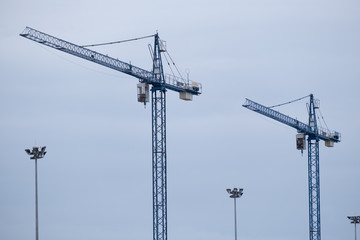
[21,27,201,240]
[243,94,340,240]
[152,87,167,240]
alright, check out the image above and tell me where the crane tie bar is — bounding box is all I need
[268,94,310,109]
[82,34,155,48]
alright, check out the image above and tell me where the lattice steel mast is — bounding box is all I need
[151,34,168,240]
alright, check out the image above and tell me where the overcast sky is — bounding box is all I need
[1,0,359,240]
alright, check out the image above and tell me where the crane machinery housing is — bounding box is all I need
[20,27,202,240]
[243,94,340,240]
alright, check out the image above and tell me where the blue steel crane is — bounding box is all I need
[243,94,340,240]
[20,27,202,240]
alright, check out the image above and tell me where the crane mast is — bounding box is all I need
[243,94,340,240]
[151,34,167,240]
[307,94,321,240]
[20,27,202,240]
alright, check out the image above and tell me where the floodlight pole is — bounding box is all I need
[35,157,39,240]
[25,146,46,240]
[226,188,244,240]
[348,216,360,240]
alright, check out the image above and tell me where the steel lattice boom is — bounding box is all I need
[243,94,340,240]
[242,98,340,143]
[20,27,201,95]
[20,26,202,240]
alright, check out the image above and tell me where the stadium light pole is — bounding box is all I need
[348,216,360,240]
[25,146,47,240]
[226,188,244,240]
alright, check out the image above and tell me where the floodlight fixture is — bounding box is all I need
[348,216,360,224]
[25,146,46,160]
[227,187,244,199]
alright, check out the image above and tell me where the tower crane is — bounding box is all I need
[242,94,340,240]
[20,27,202,240]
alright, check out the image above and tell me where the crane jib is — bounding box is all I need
[242,98,340,143]
[20,27,201,96]
[20,27,151,79]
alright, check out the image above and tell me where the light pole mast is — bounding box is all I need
[25,146,47,240]
[226,188,244,240]
[348,216,360,240]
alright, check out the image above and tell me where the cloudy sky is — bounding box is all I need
[1,0,359,240]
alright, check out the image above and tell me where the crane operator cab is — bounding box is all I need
[137,83,150,104]
[296,133,306,150]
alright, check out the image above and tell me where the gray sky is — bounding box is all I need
[1,0,359,240]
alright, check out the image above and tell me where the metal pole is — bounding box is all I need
[348,216,360,240]
[355,222,357,240]
[234,197,237,240]
[35,157,39,240]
